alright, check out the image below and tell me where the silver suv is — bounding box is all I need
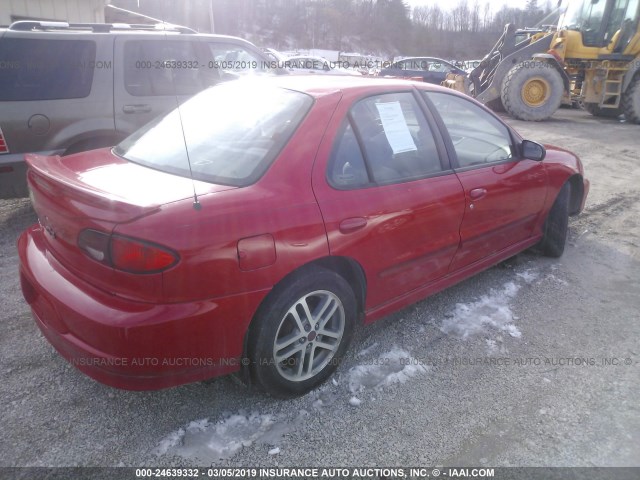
[0,21,280,198]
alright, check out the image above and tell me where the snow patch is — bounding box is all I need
[440,281,522,340]
[348,347,428,394]
[546,273,568,285]
[154,412,296,463]
[357,342,379,357]
[516,269,539,283]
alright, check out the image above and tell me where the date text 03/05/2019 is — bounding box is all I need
[134,467,496,478]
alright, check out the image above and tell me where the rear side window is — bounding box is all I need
[328,122,370,188]
[0,38,96,101]
[329,92,443,188]
[124,40,212,97]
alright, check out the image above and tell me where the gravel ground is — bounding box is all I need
[1,108,638,472]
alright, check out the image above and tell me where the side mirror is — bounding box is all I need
[521,140,546,161]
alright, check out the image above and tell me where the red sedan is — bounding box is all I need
[18,76,589,397]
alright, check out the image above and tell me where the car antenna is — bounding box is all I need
[175,107,202,211]
[161,6,201,211]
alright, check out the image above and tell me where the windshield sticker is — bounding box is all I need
[375,101,417,154]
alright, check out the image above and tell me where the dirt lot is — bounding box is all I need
[1,108,638,470]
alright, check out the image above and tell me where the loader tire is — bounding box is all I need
[584,103,623,118]
[486,98,505,112]
[622,74,640,124]
[502,61,564,121]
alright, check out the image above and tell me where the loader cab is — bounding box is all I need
[559,0,640,51]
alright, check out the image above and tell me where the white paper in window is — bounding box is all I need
[375,101,417,154]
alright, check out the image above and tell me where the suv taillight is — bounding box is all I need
[0,127,9,154]
[78,230,178,274]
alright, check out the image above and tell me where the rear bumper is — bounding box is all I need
[18,224,268,390]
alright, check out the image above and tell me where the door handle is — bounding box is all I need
[122,104,152,114]
[339,217,367,234]
[469,188,487,200]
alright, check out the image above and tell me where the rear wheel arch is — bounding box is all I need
[247,256,367,335]
[237,256,366,388]
[243,261,361,396]
[309,257,367,318]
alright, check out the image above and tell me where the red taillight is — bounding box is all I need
[110,235,178,273]
[0,127,9,154]
[78,229,178,274]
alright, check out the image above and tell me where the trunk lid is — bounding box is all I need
[26,148,235,299]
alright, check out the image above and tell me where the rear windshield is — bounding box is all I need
[0,38,96,101]
[114,82,313,187]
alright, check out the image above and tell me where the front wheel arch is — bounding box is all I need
[567,174,585,215]
[538,181,571,257]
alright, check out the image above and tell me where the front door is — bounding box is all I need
[424,91,547,271]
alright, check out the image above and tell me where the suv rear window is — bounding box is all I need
[114,81,313,187]
[0,38,96,101]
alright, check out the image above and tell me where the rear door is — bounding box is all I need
[312,89,465,311]
[423,91,547,270]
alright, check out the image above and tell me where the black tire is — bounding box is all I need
[622,74,640,124]
[502,61,564,121]
[539,182,570,258]
[583,102,623,118]
[247,267,356,398]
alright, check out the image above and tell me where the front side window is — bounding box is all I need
[425,92,514,168]
[0,38,95,101]
[328,92,443,188]
[114,82,312,186]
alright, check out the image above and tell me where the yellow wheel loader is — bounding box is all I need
[448,0,640,122]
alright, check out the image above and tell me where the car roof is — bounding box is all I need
[397,56,452,63]
[1,21,256,45]
[288,55,327,60]
[241,74,456,98]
